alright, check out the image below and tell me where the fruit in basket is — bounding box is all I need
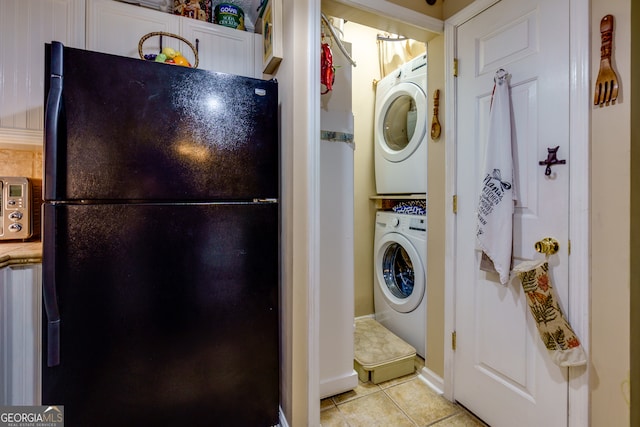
[162,47,177,59]
[145,48,192,67]
[173,55,191,67]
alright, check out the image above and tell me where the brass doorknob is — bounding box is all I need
[535,238,559,255]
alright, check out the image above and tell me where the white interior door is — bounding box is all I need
[453,0,571,425]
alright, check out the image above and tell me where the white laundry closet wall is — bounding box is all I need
[318,36,358,398]
[341,21,379,320]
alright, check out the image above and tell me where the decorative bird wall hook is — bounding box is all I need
[539,146,566,176]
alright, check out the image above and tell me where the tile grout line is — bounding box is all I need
[324,359,488,427]
[330,384,382,406]
[381,385,421,427]
[426,412,464,426]
[331,402,350,427]
[382,376,467,427]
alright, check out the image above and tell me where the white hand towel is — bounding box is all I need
[476,70,516,285]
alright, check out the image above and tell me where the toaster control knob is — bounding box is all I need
[8,223,22,232]
[9,211,23,221]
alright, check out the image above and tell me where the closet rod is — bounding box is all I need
[376,35,408,42]
[321,12,357,67]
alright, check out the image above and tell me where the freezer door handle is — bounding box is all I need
[44,41,64,201]
[42,205,61,367]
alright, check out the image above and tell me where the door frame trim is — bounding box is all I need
[443,0,590,425]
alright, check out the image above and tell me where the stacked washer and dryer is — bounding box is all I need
[373,54,428,358]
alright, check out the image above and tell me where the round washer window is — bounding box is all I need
[382,95,417,152]
[382,242,414,299]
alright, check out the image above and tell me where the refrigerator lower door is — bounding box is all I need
[42,202,279,426]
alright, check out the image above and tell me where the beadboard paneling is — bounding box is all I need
[0,265,42,405]
[0,0,84,143]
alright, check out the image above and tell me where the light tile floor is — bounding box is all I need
[320,359,488,427]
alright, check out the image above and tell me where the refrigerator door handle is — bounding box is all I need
[42,205,61,367]
[44,41,64,201]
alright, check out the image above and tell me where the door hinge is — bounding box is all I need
[452,331,457,350]
[453,58,458,77]
[452,195,458,214]
[568,239,571,255]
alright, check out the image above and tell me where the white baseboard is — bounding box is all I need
[354,314,375,321]
[319,369,359,399]
[278,406,289,427]
[419,366,445,395]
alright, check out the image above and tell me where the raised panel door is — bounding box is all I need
[180,19,257,77]
[86,0,180,59]
[453,0,571,425]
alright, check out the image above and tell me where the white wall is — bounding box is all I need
[274,0,319,425]
[630,1,640,423]
[590,0,631,425]
[425,34,446,379]
[342,21,379,318]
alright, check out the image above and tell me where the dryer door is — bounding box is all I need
[375,82,427,163]
[375,232,425,313]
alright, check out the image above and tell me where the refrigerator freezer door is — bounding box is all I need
[44,43,278,202]
[42,202,279,426]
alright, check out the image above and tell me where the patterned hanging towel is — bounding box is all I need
[513,259,587,367]
[476,69,516,285]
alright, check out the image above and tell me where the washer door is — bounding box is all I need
[375,82,427,163]
[375,232,425,313]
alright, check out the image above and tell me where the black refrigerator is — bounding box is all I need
[42,42,279,426]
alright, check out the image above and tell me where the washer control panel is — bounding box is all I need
[376,211,426,237]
